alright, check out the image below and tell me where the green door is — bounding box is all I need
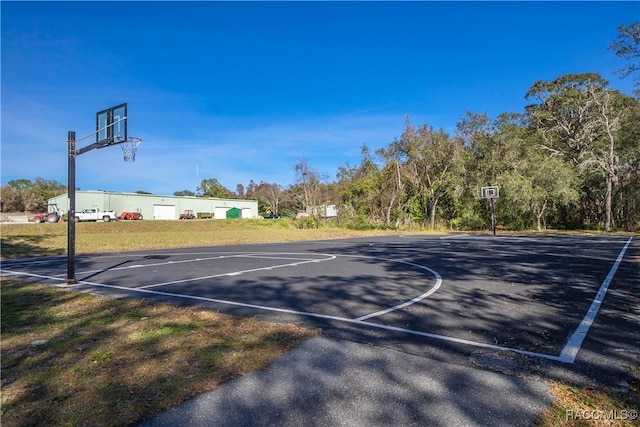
[226,207,241,219]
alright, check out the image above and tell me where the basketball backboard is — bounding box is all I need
[481,186,499,199]
[96,103,127,145]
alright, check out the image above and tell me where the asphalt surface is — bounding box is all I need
[137,337,551,427]
[2,233,638,426]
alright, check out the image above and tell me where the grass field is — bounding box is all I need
[0,219,401,258]
[1,220,638,426]
[1,277,317,426]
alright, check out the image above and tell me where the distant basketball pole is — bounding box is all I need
[66,103,138,284]
[481,186,499,236]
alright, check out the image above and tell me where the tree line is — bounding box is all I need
[185,24,640,232]
[3,25,638,231]
[333,72,638,233]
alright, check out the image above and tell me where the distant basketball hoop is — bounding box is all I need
[481,185,499,236]
[481,186,499,199]
[120,137,142,162]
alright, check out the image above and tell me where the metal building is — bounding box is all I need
[49,191,259,220]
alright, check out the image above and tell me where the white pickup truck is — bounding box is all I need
[74,208,118,222]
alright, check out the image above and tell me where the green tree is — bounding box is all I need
[4,180,28,212]
[609,22,640,97]
[391,118,466,229]
[0,184,22,212]
[198,178,233,198]
[613,95,640,230]
[494,113,579,231]
[501,152,579,231]
[0,178,65,212]
[456,112,503,183]
[525,73,632,231]
[250,181,284,215]
[235,184,245,198]
[374,146,407,227]
[456,112,508,229]
[292,160,325,215]
[336,145,383,228]
[174,190,196,197]
[454,111,579,231]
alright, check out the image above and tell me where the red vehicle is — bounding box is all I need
[34,204,61,223]
[179,210,196,220]
[118,211,143,220]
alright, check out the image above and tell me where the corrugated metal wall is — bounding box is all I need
[49,191,258,220]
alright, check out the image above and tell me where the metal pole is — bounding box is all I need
[490,198,496,236]
[67,131,77,284]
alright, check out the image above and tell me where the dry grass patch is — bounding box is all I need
[0,219,402,258]
[536,379,640,426]
[1,278,317,427]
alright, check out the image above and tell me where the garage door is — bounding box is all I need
[214,207,228,219]
[153,204,175,220]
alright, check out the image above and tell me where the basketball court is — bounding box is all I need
[2,233,635,366]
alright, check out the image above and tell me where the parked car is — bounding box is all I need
[75,208,118,222]
[263,213,281,219]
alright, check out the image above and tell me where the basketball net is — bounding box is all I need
[120,137,142,162]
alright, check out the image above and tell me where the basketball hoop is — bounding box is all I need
[120,137,142,162]
[481,186,499,199]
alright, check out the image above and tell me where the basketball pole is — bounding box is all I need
[481,186,499,237]
[490,197,496,236]
[66,103,128,284]
[67,131,77,284]
[65,129,112,284]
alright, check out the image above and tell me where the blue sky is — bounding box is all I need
[2,1,638,195]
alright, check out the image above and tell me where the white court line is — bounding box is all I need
[138,254,336,289]
[0,269,561,362]
[2,270,70,284]
[75,253,322,277]
[558,236,634,363]
[342,256,442,321]
[1,254,237,276]
[5,237,632,364]
[72,250,441,320]
[76,254,241,275]
[128,252,442,320]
